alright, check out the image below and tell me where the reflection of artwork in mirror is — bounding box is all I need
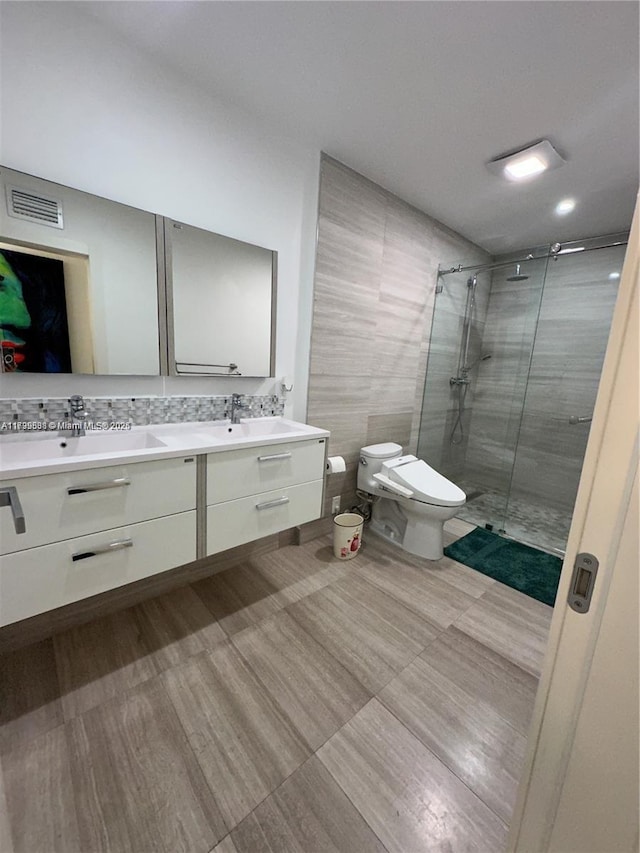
[1,166,160,376]
[0,248,71,373]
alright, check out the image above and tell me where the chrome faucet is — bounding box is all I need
[230,393,251,424]
[60,395,88,437]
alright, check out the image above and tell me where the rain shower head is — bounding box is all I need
[506,263,529,281]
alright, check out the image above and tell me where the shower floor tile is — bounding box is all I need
[457,481,571,554]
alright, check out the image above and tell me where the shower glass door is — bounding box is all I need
[418,233,627,554]
[417,253,549,532]
[501,235,626,553]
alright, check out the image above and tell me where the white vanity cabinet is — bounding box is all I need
[0,457,197,626]
[206,437,326,555]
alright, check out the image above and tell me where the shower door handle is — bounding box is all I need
[569,414,593,425]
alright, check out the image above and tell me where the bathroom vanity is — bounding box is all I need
[0,419,328,627]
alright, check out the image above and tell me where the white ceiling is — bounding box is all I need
[83,0,638,254]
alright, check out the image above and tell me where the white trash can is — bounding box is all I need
[333,512,364,560]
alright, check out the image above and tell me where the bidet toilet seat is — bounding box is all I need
[380,455,466,507]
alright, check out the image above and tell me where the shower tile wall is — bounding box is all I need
[306,156,488,515]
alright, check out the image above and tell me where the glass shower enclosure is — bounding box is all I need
[417,233,628,554]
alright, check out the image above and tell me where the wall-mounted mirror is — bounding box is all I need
[0,167,278,380]
[165,219,276,377]
[0,166,160,375]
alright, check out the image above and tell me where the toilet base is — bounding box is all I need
[371,495,458,561]
[402,513,446,560]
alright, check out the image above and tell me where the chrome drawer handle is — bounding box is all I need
[0,486,26,534]
[72,538,133,561]
[255,496,290,511]
[257,452,292,462]
[67,478,131,495]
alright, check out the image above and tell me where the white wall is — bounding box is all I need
[0,2,320,420]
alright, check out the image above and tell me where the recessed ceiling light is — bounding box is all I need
[558,246,585,255]
[608,272,620,280]
[505,156,547,180]
[487,139,566,182]
[555,198,576,215]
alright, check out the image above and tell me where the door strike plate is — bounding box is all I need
[568,552,599,613]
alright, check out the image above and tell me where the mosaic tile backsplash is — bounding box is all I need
[0,394,284,432]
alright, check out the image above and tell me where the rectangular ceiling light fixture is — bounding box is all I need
[487,139,566,182]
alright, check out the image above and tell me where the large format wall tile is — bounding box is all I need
[366,411,413,449]
[307,156,488,511]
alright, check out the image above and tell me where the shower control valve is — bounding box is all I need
[449,376,470,386]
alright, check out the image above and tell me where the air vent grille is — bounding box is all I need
[6,185,64,229]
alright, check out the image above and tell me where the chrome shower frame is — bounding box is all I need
[438,234,628,280]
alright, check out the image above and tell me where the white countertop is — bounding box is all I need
[0,418,330,479]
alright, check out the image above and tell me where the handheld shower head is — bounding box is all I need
[506,263,529,281]
[464,353,492,371]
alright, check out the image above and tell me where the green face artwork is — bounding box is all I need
[0,251,31,344]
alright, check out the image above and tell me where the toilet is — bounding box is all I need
[357,442,466,560]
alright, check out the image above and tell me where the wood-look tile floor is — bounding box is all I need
[0,521,553,853]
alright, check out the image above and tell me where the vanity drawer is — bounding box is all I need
[0,510,196,627]
[207,438,326,504]
[0,457,197,555]
[206,479,323,555]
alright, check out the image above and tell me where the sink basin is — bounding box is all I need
[198,417,309,442]
[0,431,166,465]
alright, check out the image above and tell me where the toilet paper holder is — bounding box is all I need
[326,455,346,474]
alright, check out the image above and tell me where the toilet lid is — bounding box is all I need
[391,459,466,507]
[360,442,403,459]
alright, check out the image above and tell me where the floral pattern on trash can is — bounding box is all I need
[333,513,364,560]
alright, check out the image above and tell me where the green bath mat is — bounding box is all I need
[444,527,563,607]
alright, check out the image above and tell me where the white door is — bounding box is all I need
[508,197,639,853]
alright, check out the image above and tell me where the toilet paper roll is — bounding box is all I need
[326,455,346,474]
